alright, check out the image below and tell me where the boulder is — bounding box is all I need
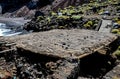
[15,6,29,17]
[0,5,2,14]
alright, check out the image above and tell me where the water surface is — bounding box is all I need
[0,22,22,36]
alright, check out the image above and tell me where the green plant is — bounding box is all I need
[58,26,66,29]
[36,16,44,22]
[46,17,51,23]
[84,23,91,28]
[51,11,57,16]
[87,21,93,26]
[113,46,120,58]
[113,76,120,79]
[113,18,118,22]
[114,50,120,57]
[111,29,119,34]
[71,15,82,20]
[57,16,69,20]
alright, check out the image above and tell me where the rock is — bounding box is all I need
[0,0,85,18]
[103,63,120,79]
[0,70,12,79]
[4,71,12,78]
[2,29,117,59]
[25,10,35,19]
[0,72,5,79]
[0,5,2,14]
[27,0,39,9]
[15,6,29,17]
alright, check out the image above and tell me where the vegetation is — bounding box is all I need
[24,0,120,32]
[111,17,120,34]
[113,46,120,58]
[111,29,120,34]
[24,5,100,32]
[113,76,120,79]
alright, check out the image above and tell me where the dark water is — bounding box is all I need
[0,22,23,36]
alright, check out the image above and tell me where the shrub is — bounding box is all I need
[71,15,82,20]
[87,21,93,26]
[84,23,91,28]
[36,16,44,22]
[111,29,119,34]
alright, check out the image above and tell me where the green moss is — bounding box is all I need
[58,26,66,29]
[57,16,69,20]
[87,21,93,26]
[114,50,120,56]
[67,6,74,9]
[117,32,120,35]
[61,9,68,15]
[51,26,56,29]
[118,46,120,50]
[51,11,57,16]
[71,15,82,20]
[113,18,119,22]
[113,76,120,79]
[111,29,119,34]
[36,16,44,22]
[46,17,51,23]
[112,76,120,79]
[113,46,120,58]
[84,24,91,28]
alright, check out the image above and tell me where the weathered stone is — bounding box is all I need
[1,29,117,59]
[0,0,85,17]
[15,6,29,17]
[103,63,120,79]
[0,5,2,14]
[47,60,79,79]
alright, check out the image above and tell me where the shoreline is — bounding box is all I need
[0,17,31,36]
[0,17,30,27]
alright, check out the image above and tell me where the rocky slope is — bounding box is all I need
[0,0,86,18]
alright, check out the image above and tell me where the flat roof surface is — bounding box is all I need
[2,29,117,59]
